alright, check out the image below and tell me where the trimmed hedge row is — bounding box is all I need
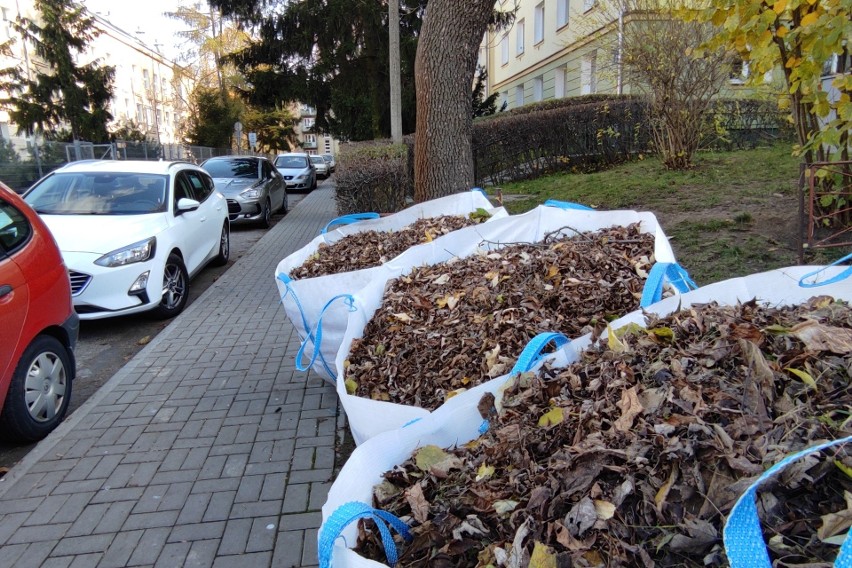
[333,95,790,214]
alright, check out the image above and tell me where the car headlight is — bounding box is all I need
[294,175,306,181]
[95,237,156,267]
[240,187,261,199]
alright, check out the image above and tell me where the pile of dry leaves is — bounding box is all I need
[290,213,490,279]
[356,297,852,567]
[346,224,657,409]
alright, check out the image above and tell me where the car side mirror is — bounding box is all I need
[176,197,200,214]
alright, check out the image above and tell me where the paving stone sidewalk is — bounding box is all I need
[0,185,344,568]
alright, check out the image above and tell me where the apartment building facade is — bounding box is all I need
[482,0,627,111]
[293,103,339,156]
[0,0,194,152]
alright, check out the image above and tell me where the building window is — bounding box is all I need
[534,3,545,44]
[557,0,569,27]
[136,103,144,123]
[533,76,543,101]
[583,0,595,12]
[515,84,524,107]
[554,66,566,98]
[303,117,314,129]
[143,69,149,90]
[581,52,597,95]
[516,19,525,55]
[500,34,509,65]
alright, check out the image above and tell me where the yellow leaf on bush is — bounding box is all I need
[538,407,564,427]
[773,0,787,13]
[800,11,819,26]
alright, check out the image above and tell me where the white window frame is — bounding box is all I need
[581,52,597,95]
[533,76,543,101]
[500,34,509,65]
[554,66,567,98]
[557,0,569,28]
[534,3,545,44]
[515,84,525,107]
[516,19,525,55]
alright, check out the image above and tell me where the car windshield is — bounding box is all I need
[202,158,259,179]
[323,155,333,161]
[310,156,325,165]
[24,172,169,215]
[275,155,308,169]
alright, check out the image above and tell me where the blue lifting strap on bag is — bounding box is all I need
[319,501,412,568]
[724,435,852,568]
[321,213,381,234]
[295,293,356,378]
[640,262,698,307]
[543,199,594,211]
[471,187,488,197]
[479,332,570,434]
[799,252,852,288]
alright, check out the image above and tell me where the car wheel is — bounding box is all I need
[0,335,72,443]
[154,253,189,319]
[212,222,230,267]
[281,191,289,215]
[311,176,317,191]
[260,198,272,229]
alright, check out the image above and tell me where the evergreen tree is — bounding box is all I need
[472,66,499,118]
[0,0,115,142]
[209,0,426,141]
[184,86,243,149]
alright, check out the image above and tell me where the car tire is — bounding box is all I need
[281,191,289,215]
[260,198,272,229]
[154,253,189,319]
[310,176,317,191]
[0,335,72,443]
[212,222,230,267]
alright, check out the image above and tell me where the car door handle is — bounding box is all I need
[200,217,207,222]
[0,284,12,299]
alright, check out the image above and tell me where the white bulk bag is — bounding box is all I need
[275,190,507,381]
[335,203,689,445]
[319,264,852,568]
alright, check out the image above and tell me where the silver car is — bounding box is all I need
[322,153,336,173]
[310,155,329,179]
[201,156,288,229]
[274,153,317,193]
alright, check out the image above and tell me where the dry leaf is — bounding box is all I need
[792,320,852,354]
[529,541,557,568]
[405,483,430,524]
[615,386,643,432]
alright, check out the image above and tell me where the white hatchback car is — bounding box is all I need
[24,160,230,320]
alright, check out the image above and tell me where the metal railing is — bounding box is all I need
[799,160,852,261]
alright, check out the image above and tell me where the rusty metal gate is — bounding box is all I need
[799,160,852,262]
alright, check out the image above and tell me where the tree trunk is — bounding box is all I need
[414,0,494,202]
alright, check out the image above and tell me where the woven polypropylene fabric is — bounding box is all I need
[510,332,570,374]
[318,501,412,568]
[724,436,852,568]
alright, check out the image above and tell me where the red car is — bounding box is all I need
[0,182,78,442]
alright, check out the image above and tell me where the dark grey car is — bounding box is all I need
[201,156,288,229]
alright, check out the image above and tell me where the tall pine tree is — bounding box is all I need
[0,0,114,142]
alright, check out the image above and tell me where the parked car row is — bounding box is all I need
[0,151,335,442]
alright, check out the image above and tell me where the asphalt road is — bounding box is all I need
[0,184,322,472]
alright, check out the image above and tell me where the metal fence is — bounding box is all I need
[0,139,273,193]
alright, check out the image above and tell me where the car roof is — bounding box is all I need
[55,160,198,175]
[276,152,309,158]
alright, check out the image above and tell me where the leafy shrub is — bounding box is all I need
[335,139,412,214]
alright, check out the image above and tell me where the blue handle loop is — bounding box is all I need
[319,501,412,568]
[724,435,852,568]
[511,332,570,374]
[799,252,852,288]
[295,293,356,378]
[640,262,698,307]
[471,187,487,197]
[479,333,570,435]
[322,213,380,234]
[543,199,594,211]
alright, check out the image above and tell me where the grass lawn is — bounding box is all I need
[489,142,838,285]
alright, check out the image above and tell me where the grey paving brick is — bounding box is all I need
[191,477,240,494]
[51,533,113,556]
[52,479,106,495]
[8,540,58,568]
[65,503,110,537]
[201,491,235,522]
[0,496,44,514]
[89,486,144,504]
[211,551,272,567]
[271,530,305,568]
[176,492,211,525]
[0,542,28,564]
[278,511,323,531]
[154,541,190,568]
[184,539,219,567]
[235,475,264,503]
[168,521,226,543]
[99,529,143,568]
[122,510,179,531]
[94,501,137,535]
[302,527,320,567]
[288,468,333,484]
[217,518,252,555]
[7,523,70,544]
[67,553,104,568]
[22,493,71,525]
[40,557,73,568]
[229,500,281,519]
[281,483,309,514]
[308,481,332,511]
[132,485,171,514]
[126,527,169,566]
[246,516,278,553]
[260,472,287,502]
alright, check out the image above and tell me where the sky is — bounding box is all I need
[81,0,194,62]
